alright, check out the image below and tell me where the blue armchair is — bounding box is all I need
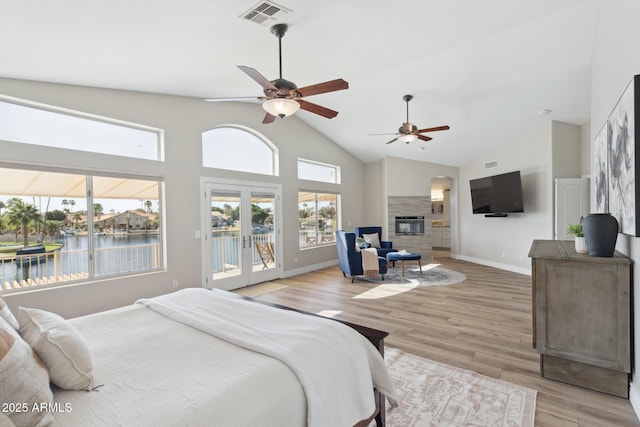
[354,226,398,258]
[335,230,387,283]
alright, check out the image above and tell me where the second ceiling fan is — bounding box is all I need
[205,23,348,124]
[373,95,450,144]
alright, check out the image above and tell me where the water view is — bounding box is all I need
[0,233,159,289]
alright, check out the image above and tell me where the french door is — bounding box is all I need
[202,179,281,291]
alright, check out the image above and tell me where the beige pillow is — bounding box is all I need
[18,307,95,391]
[0,318,54,427]
[0,412,17,427]
[0,297,18,330]
[363,233,381,248]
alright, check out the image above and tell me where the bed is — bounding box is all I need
[0,288,397,427]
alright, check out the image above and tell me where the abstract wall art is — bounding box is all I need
[593,121,610,213]
[607,74,640,236]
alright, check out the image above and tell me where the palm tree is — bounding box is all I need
[69,200,75,212]
[104,217,113,233]
[93,203,104,219]
[73,212,83,229]
[44,220,62,241]
[93,203,104,231]
[61,199,69,213]
[145,200,152,213]
[6,199,40,248]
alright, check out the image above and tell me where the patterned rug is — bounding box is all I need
[364,265,466,287]
[384,348,537,427]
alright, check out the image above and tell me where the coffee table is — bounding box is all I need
[386,252,422,277]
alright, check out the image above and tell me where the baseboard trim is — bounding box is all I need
[630,381,640,420]
[457,254,531,276]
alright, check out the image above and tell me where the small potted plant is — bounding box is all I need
[567,224,587,253]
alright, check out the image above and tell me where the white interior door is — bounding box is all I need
[202,180,280,291]
[555,178,589,240]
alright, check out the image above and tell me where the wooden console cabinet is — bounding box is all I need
[529,239,632,398]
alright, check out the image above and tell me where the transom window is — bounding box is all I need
[0,99,162,160]
[202,126,278,175]
[298,159,340,184]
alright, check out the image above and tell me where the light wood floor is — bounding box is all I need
[253,254,639,426]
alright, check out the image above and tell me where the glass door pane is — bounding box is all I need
[250,192,276,274]
[210,190,242,284]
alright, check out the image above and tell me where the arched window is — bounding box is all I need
[202,126,278,175]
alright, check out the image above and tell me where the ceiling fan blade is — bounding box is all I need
[262,112,276,124]
[296,79,349,98]
[416,125,450,133]
[238,66,278,91]
[417,135,433,142]
[297,100,339,119]
[204,96,262,102]
[385,137,399,144]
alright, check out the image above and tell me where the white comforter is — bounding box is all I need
[54,301,307,427]
[138,288,397,427]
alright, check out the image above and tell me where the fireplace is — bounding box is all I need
[395,216,425,235]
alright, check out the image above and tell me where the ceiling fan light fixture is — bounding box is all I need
[262,98,300,118]
[398,134,418,144]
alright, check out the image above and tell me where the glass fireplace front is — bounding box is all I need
[395,216,425,235]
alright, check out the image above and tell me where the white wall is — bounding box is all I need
[552,121,581,179]
[458,122,553,274]
[361,161,385,233]
[579,123,591,176]
[0,78,367,317]
[589,0,640,415]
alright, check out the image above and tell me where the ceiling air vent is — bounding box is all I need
[484,160,498,169]
[241,1,291,25]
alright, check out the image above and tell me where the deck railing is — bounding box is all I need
[2,231,337,289]
[211,234,275,273]
[1,243,160,289]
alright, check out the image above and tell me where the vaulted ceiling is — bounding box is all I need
[0,0,599,166]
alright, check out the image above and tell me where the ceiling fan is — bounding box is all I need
[372,95,450,144]
[205,23,348,124]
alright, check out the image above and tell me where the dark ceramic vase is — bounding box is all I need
[582,213,619,257]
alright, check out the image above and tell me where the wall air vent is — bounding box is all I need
[484,160,498,169]
[241,1,291,25]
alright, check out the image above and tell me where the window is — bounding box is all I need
[202,126,277,175]
[298,192,338,248]
[0,167,163,291]
[0,99,162,160]
[298,159,340,183]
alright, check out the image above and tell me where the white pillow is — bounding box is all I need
[18,307,95,391]
[362,233,381,248]
[0,319,54,427]
[0,297,18,330]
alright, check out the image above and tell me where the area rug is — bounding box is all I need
[364,265,466,287]
[384,348,536,427]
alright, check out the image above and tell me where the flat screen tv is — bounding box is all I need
[469,170,524,217]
